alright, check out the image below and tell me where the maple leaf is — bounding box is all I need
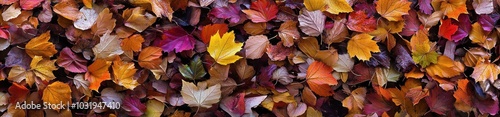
[92,32,124,60]
[201,24,228,44]
[325,0,353,14]
[278,21,300,47]
[410,30,438,68]
[85,59,112,91]
[303,0,325,11]
[298,9,326,37]
[91,8,116,36]
[347,33,380,61]
[376,0,411,21]
[112,59,139,90]
[244,35,270,59]
[138,46,163,69]
[207,31,243,65]
[347,10,377,32]
[53,0,82,21]
[30,56,58,81]
[438,18,458,40]
[438,0,468,20]
[470,22,496,50]
[342,87,367,115]
[123,7,157,32]
[25,31,57,58]
[121,34,145,52]
[306,61,337,96]
[242,0,278,23]
[156,26,196,53]
[471,61,500,82]
[57,47,88,73]
[180,80,221,108]
[179,56,206,81]
[42,81,72,111]
[425,56,461,78]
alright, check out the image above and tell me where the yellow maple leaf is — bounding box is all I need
[425,56,461,78]
[304,0,326,11]
[112,59,139,90]
[376,0,411,21]
[122,7,157,32]
[207,31,243,65]
[437,0,468,20]
[470,22,496,50]
[471,61,500,82]
[42,81,71,112]
[347,33,380,61]
[25,31,57,58]
[30,56,58,81]
[325,0,353,14]
[410,30,439,68]
[180,80,221,108]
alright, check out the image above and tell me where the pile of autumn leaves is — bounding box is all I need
[0,0,500,116]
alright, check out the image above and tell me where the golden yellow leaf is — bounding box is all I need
[306,107,322,117]
[121,34,145,52]
[437,0,468,20]
[42,81,71,111]
[470,22,496,50]
[83,0,92,8]
[112,59,139,90]
[207,31,243,65]
[471,61,500,82]
[325,0,353,14]
[304,0,325,11]
[347,33,380,61]
[180,80,221,108]
[411,30,439,68]
[425,56,461,78]
[30,56,58,81]
[123,7,157,32]
[25,31,57,58]
[376,0,411,21]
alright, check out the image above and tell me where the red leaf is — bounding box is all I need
[347,63,374,85]
[155,27,196,53]
[438,18,458,40]
[122,96,147,116]
[200,24,228,44]
[8,83,29,104]
[20,0,44,10]
[347,10,377,32]
[57,47,88,73]
[257,65,277,89]
[363,93,392,115]
[242,0,278,23]
[220,93,246,116]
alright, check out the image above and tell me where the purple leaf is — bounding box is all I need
[478,14,496,32]
[347,63,374,85]
[209,4,242,24]
[257,64,277,89]
[363,93,392,115]
[366,45,390,68]
[353,3,377,17]
[7,24,37,45]
[122,96,147,116]
[391,44,415,73]
[401,10,420,36]
[5,47,32,69]
[419,0,433,14]
[451,15,471,42]
[56,47,88,73]
[154,26,196,53]
[425,86,455,115]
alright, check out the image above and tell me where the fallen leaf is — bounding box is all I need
[92,32,124,60]
[121,34,145,52]
[207,31,243,65]
[30,56,58,81]
[156,26,196,53]
[138,47,163,69]
[25,31,57,58]
[209,4,243,23]
[53,0,82,21]
[471,61,500,82]
[85,59,112,91]
[376,0,411,21]
[2,4,21,21]
[91,8,116,36]
[112,59,139,90]
[325,0,353,14]
[278,21,300,47]
[424,85,455,115]
[425,56,461,78]
[242,0,278,23]
[347,10,377,32]
[8,83,29,104]
[342,87,367,115]
[244,35,269,59]
[306,61,337,96]
[298,9,326,36]
[42,81,71,111]
[180,80,221,108]
[74,7,98,30]
[287,102,306,117]
[438,18,458,40]
[347,33,380,61]
[200,24,228,44]
[150,0,174,21]
[179,56,206,81]
[411,30,438,68]
[122,96,147,116]
[303,0,325,11]
[123,7,157,32]
[145,99,165,117]
[438,0,468,20]
[473,0,494,14]
[470,22,496,50]
[57,47,88,73]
